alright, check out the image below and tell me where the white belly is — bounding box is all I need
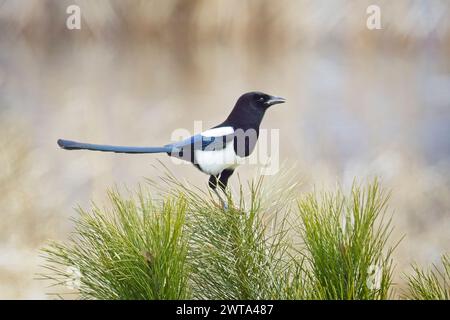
[194,141,239,176]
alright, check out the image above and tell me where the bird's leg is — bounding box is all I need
[217,169,235,209]
[209,175,228,210]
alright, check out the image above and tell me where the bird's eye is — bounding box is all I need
[259,97,264,102]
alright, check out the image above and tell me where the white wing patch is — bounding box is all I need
[201,126,234,137]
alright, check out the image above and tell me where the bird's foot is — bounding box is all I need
[222,201,229,211]
[213,189,229,211]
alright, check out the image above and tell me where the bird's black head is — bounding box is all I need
[224,91,286,130]
[238,91,286,110]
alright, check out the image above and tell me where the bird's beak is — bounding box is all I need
[265,96,286,107]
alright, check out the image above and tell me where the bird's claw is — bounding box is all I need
[213,189,229,211]
[222,201,229,211]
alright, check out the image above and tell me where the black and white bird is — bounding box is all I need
[57,91,285,208]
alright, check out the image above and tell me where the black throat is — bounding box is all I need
[219,101,266,134]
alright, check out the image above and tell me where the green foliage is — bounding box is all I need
[405,254,450,300]
[40,189,190,299]
[186,179,298,299]
[40,171,447,300]
[148,168,307,299]
[297,181,396,299]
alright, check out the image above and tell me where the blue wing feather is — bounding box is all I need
[166,133,234,151]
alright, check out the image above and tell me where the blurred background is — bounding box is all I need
[0,0,449,299]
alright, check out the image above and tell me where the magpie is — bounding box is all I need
[57,91,285,208]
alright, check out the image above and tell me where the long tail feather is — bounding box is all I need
[57,139,173,154]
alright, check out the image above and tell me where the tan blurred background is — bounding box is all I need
[0,0,449,299]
